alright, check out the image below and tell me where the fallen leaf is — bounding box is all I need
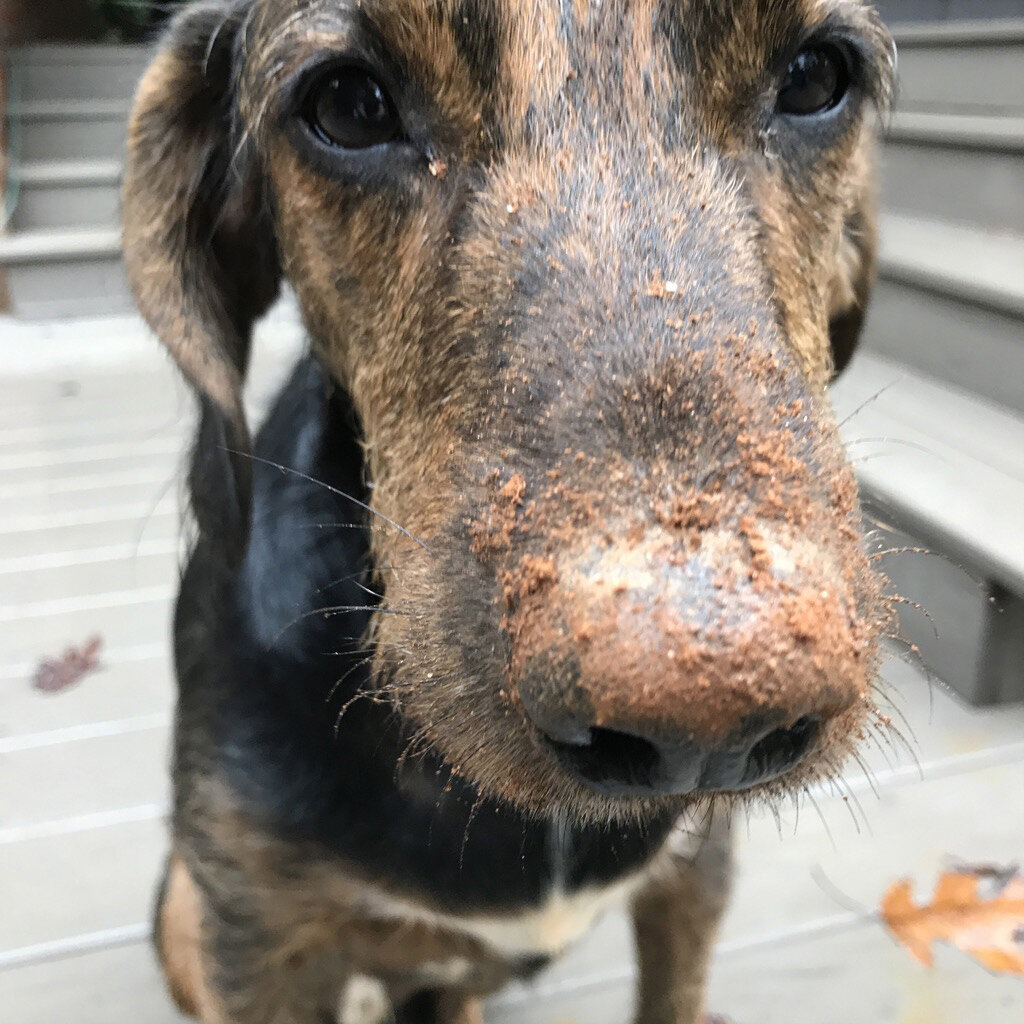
[881,867,1024,975]
[31,635,104,694]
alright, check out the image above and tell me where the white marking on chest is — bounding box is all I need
[378,815,659,960]
[435,877,640,958]
[353,818,703,963]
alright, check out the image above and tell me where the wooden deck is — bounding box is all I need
[2,310,1022,1024]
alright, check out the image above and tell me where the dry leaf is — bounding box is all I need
[32,635,104,694]
[881,867,1024,975]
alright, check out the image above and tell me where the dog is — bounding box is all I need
[122,2,896,1021]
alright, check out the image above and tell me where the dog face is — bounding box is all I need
[124,0,895,822]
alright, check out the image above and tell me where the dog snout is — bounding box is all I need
[511,529,873,799]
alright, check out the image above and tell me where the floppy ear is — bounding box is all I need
[123,0,280,561]
[827,203,876,379]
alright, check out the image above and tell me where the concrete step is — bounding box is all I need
[867,214,1024,413]
[832,352,1024,706]
[8,45,149,105]
[879,213,1024,317]
[881,112,1024,232]
[0,228,131,320]
[7,101,130,164]
[892,19,1024,115]
[8,161,122,232]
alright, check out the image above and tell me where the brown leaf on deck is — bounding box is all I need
[31,635,104,694]
[881,867,1024,975]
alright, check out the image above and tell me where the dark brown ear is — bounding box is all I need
[827,202,877,379]
[123,0,280,561]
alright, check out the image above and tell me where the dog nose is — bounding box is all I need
[510,527,875,798]
[526,704,822,797]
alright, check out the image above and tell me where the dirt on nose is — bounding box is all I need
[467,342,889,777]
[505,526,879,748]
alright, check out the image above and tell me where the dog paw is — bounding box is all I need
[337,975,391,1024]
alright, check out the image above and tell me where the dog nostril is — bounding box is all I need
[545,726,664,796]
[739,714,822,788]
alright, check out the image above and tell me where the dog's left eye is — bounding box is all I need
[778,44,851,116]
[303,67,399,148]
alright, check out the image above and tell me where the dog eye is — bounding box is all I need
[304,67,399,148]
[778,44,851,116]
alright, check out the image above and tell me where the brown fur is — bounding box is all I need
[125,2,896,1021]
[158,857,209,1018]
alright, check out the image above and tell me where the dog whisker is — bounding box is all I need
[270,605,408,647]
[459,794,485,873]
[836,378,902,428]
[228,450,436,554]
[312,565,392,598]
[834,762,871,835]
[852,449,944,468]
[886,594,940,640]
[870,683,919,747]
[861,719,899,772]
[326,655,376,708]
[845,436,936,457]
[801,786,836,850]
[872,716,921,775]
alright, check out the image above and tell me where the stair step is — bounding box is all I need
[0,229,130,320]
[0,227,121,262]
[892,18,1024,43]
[8,45,149,105]
[888,111,1024,151]
[878,214,1024,318]
[892,19,1024,116]
[837,357,1024,584]
[7,101,130,164]
[832,352,1024,704]
[8,161,122,232]
[881,114,1024,233]
[866,217,1024,413]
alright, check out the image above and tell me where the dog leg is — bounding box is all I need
[157,853,352,1024]
[434,993,485,1024]
[630,815,733,1024]
[155,854,218,1020]
[394,991,484,1024]
[336,975,392,1024]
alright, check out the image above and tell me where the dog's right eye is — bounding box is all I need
[303,67,399,149]
[777,44,851,117]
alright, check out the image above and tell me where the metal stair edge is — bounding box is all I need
[0,229,122,265]
[15,160,123,186]
[877,259,1024,321]
[6,100,132,120]
[886,112,1024,152]
[891,18,1024,46]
